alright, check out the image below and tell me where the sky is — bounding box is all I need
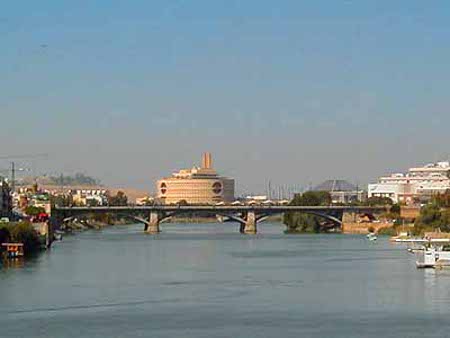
[1,1,449,194]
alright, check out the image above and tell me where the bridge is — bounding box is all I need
[51,205,386,234]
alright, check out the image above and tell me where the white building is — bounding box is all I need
[368,161,450,204]
[71,189,108,206]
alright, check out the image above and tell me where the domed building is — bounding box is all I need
[313,179,365,204]
[156,153,235,205]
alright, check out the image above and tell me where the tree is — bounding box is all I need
[108,191,128,206]
[284,191,333,233]
[418,204,441,226]
[366,196,393,206]
[289,191,332,207]
[0,226,10,243]
[432,191,450,208]
[8,222,41,254]
[414,203,444,235]
[86,198,100,207]
[50,194,73,207]
[390,203,401,215]
[25,206,46,217]
[143,199,155,206]
[440,209,450,232]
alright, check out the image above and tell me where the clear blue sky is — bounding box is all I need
[1,1,449,194]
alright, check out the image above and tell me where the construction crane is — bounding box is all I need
[0,154,48,192]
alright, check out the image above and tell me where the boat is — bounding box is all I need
[367,233,377,241]
[1,243,24,258]
[394,238,415,243]
[407,245,424,254]
[53,231,63,241]
[413,239,450,268]
[390,232,411,242]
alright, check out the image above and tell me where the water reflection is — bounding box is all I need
[1,223,450,338]
[1,258,25,270]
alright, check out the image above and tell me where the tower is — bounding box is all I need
[201,152,212,169]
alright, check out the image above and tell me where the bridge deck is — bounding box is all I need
[53,205,386,213]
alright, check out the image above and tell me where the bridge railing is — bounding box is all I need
[52,205,387,213]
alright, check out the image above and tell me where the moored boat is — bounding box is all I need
[366,233,377,241]
[390,232,412,242]
[414,239,450,268]
[1,243,24,258]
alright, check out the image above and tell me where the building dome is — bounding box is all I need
[313,180,357,192]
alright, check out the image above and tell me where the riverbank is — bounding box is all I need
[62,218,134,231]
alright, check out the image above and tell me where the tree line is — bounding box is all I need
[414,192,450,234]
[283,191,398,233]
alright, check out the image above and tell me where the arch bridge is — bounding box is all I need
[51,205,386,234]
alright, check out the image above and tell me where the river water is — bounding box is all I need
[1,223,450,338]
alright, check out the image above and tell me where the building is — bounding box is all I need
[71,189,108,206]
[313,179,365,204]
[368,161,450,204]
[156,153,235,204]
[0,177,12,218]
[136,196,155,206]
[30,193,52,214]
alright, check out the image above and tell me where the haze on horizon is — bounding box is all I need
[1,1,449,194]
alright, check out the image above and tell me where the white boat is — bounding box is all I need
[366,233,377,241]
[407,245,424,254]
[394,238,415,243]
[414,239,450,268]
[390,232,411,242]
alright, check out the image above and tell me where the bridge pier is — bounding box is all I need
[146,211,161,234]
[243,210,257,234]
[239,222,245,234]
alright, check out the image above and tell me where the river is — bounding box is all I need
[1,222,450,338]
